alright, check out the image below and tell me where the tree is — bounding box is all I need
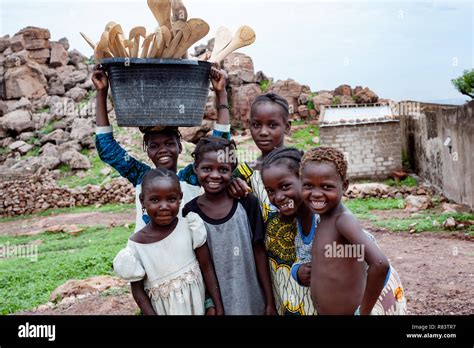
[451,69,474,99]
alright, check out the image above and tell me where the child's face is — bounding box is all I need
[146,133,181,171]
[262,165,303,217]
[195,150,233,195]
[249,104,290,156]
[301,162,348,215]
[141,177,182,226]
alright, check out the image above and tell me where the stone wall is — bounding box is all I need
[400,101,474,209]
[320,121,402,180]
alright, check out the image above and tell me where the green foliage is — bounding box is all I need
[332,96,341,106]
[36,107,51,114]
[58,163,71,173]
[259,79,270,92]
[289,125,320,150]
[0,225,133,314]
[21,147,41,159]
[383,176,418,187]
[402,150,410,169]
[0,147,11,156]
[451,69,474,99]
[26,137,39,145]
[79,90,97,109]
[345,198,404,219]
[307,100,315,110]
[39,121,55,135]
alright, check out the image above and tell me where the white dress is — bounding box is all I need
[113,212,207,315]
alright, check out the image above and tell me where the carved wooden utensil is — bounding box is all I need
[172,18,209,59]
[209,26,256,63]
[209,26,232,62]
[171,0,187,22]
[80,32,96,50]
[147,0,172,31]
[129,27,146,58]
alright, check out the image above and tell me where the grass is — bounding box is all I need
[0,147,11,156]
[332,96,341,106]
[36,107,50,114]
[20,146,41,159]
[79,90,96,109]
[345,198,404,220]
[0,224,133,314]
[26,137,40,145]
[58,153,120,188]
[39,120,55,135]
[259,79,270,93]
[383,176,418,187]
[289,125,320,150]
[0,203,135,223]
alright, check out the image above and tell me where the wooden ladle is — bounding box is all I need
[171,0,187,22]
[147,0,172,31]
[172,18,209,59]
[209,26,256,63]
[209,26,232,62]
[129,26,146,58]
[80,32,96,50]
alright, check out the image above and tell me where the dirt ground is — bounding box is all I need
[4,208,473,315]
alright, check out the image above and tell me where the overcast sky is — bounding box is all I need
[1,0,473,102]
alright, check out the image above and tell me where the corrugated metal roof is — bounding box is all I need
[321,104,393,123]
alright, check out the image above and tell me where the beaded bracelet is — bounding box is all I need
[217,104,229,110]
[204,298,215,309]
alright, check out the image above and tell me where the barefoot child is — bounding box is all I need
[183,137,277,315]
[92,65,230,232]
[261,147,317,315]
[113,168,224,315]
[300,147,407,315]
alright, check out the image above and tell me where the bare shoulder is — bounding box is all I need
[334,206,364,238]
[129,230,147,243]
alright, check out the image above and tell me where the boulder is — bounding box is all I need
[297,105,309,118]
[49,276,126,302]
[441,203,467,213]
[348,183,391,196]
[65,87,87,102]
[40,129,69,145]
[4,61,47,99]
[62,70,88,91]
[230,83,262,126]
[60,149,91,169]
[70,118,94,143]
[4,50,28,68]
[404,195,432,212]
[38,155,61,170]
[17,26,50,50]
[68,49,87,67]
[10,34,25,52]
[312,92,333,106]
[339,95,356,105]
[47,76,65,95]
[298,93,310,105]
[28,48,50,64]
[354,87,378,104]
[223,53,255,85]
[271,79,302,98]
[32,112,54,130]
[1,109,33,132]
[40,65,58,79]
[58,37,69,51]
[18,131,36,142]
[334,84,352,97]
[49,41,69,67]
[255,70,269,84]
[0,35,10,52]
[8,97,32,112]
[41,142,60,157]
[8,140,33,154]
[203,93,217,121]
[353,86,363,95]
[179,120,214,143]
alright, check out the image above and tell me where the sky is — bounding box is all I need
[1,0,473,102]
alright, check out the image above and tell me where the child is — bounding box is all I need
[182,137,277,315]
[260,147,317,315]
[300,147,407,315]
[113,168,224,315]
[92,64,230,232]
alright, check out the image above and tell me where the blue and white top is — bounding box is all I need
[95,124,230,232]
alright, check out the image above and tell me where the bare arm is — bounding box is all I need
[195,242,225,315]
[91,67,110,127]
[253,240,277,315]
[336,213,389,315]
[130,280,156,315]
[210,64,229,126]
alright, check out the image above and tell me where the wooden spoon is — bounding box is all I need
[109,23,129,57]
[172,18,209,59]
[129,26,146,58]
[162,30,183,58]
[171,0,187,22]
[209,26,232,62]
[209,26,256,63]
[147,0,172,31]
[172,20,191,43]
[148,27,163,58]
[80,32,96,50]
[141,33,155,58]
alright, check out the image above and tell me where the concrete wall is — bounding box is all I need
[400,101,474,209]
[320,121,402,180]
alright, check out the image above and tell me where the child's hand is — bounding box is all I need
[265,305,278,315]
[297,263,311,286]
[205,307,216,315]
[228,178,250,198]
[210,63,227,93]
[92,66,109,92]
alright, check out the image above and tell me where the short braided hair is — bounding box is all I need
[142,128,183,152]
[300,147,348,181]
[141,167,181,198]
[251,92,289,121]
[192,136,238,170]
[261,147,304,177]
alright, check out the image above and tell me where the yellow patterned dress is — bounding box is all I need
[234,162,316,315]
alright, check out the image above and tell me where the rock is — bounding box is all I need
[271,79,302,98]
[68,49,87,67]
[223,53,255,85]
[404,195,432,212]
[62,70,88,91]
[65,87,87,102]
[47,76,65,95]
[309,109,318,119]
[8,140,33,154]
[41,143,60,157]
[8,97,32,112]
[10,34,25,52]
[394,192,404,199]
[49,41,69,67]
[334,84,352,97]
[354,87,378,104]
[353,86,363,95]
[40,65,58,79]
[17,26,50,50]
[58,37,69,51]
[70,118,94,143]
[4,61,47,99]
[203,93,217,121]
[4,50,28,68]
[18,132,36,142]
[298,93,310,105]
[442,217,457,230]
[28,48,50,64]
[32,112,54,130]
[1,137,15,147]
[49,276,126,302]
[255,70,269,84]
[1,109,33,132]
[60,149,91,169]
[100,167,112,176]
[349,183,391,195]
[0,35,10,52]
[339,95,355,105]
[312,92,333,106]
[297,105,309,118]
[441,203,466,213]
[179,120,214,143]
[230,84,262,126]
[40,129,69,145]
